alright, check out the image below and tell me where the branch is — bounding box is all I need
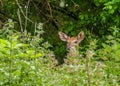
[46,0,53,19]
[0,0,3,7]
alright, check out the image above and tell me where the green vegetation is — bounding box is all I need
[0,0,120,86]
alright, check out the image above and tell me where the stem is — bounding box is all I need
[9,37,13,86]
[86,56,90,86]
[86,50,92,86]
[9,58,12,86]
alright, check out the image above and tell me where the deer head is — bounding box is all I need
[58,31,84,53]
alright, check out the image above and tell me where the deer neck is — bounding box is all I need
[67,46,79,57]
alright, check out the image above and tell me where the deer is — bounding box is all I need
[58,31,85,58]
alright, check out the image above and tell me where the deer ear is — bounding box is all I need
[77,31,85,43]
[58,32,68,41]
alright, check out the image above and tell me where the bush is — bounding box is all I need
[0,19,57,85]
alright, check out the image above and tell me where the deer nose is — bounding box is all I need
[67,47,70,51]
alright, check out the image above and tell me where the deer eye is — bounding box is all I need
[74,41,78,44]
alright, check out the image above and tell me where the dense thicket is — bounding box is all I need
[0,0,120,60]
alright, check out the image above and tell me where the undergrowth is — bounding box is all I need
[0,19,120,86]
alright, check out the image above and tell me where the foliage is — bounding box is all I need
[0,19,57,85]
[0,0,120,85]
[0,19,120,85]
[97,26,120,61]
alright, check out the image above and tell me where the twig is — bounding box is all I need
[15,0,33,23]
[31,1,50,24]
[25,0,31,31]
[31,0,59,28]
[46,1,59,28]
[46,0,53,19]
[17,9,23,32]
[0,0,3,7]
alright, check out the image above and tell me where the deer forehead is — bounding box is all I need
[67,37,77,42]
